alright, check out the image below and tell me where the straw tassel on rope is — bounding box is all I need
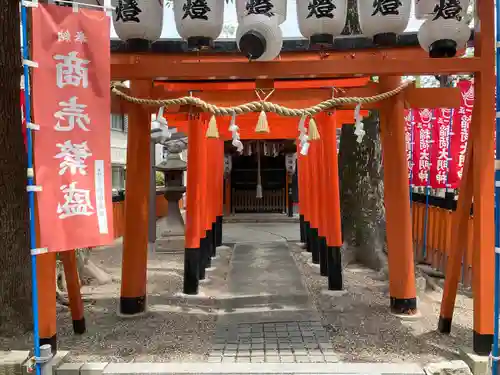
[206,115,220,138]
[308,117,321,140]
[254,89,274,134]
[255,110,270,133]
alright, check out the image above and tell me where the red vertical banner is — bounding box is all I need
[412,109,433,186]
[448,80,474,187]
[404,109,413,184]
[429,108,452,188]
[32,4,113,252]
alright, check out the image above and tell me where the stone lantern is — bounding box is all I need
[156,140,187,252]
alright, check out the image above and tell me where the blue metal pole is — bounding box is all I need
[492,0,500,369]
[421,109,435,261]
[20,2,42,375]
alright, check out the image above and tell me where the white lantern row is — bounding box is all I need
[54,0,472,61]
[297,0,347,48]
[112,0,164,49]
[236,0,286,61]
[174,0,224,50]
[417,0,471,58]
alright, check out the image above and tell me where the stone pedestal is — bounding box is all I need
[155,150,187,253]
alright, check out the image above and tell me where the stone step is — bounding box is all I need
[153,292,310,310]
[223,214,299,224]
[102,362,425,375]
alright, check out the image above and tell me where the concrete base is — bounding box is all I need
[459,347,490,375]
[216,245,231,251]
[320,289,348,297]
[298,242,307,249]
[307,261,320,268]
[301,251,312,257]
[423,360,472,375]
[0,350,29,375]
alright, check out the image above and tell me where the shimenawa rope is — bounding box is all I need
[110,78,414,139]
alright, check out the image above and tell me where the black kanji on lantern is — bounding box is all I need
[432,0,462,20]
[307,0,336,19]
[246,0,275,17]
[183,0,211,20]
[115,0,142,23]
[371,0,402,16]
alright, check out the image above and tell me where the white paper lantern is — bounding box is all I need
[418,16,470,57]
[174,0,224,50]
[297,0,348,48]
[236,14,283,61]
[357,0,411,46]
[415,0,469,20]
[236,0,287,24]
[112,0,164,48]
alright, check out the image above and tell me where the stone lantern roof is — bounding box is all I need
[156,152,187,172]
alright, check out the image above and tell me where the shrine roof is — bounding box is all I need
[110,31,474,54]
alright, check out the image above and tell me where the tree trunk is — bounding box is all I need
[0,4,33,333]
[339,112,388,273]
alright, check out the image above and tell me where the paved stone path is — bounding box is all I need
[209,241,337,364]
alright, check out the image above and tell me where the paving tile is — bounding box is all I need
[238,350,251,357]
[295,356,310,363]
[251,357,265,363]
[252,350,265,357]
[212,344,225,350]
[251,343,264,350]
[211,350,223,357]
[207,357,222,363]
[309,355,325,363]
[324,355,340,362]
[265,342,278,349]
[280,356,295,363]
[236,357,250,363]
[265,356,280,363]
[221,357,235,363]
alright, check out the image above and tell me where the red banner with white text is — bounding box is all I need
[32,4,113,252]
[429,108,453,188]
[404,109,413,183]
[447,80,474,187]
[411,109,433,186]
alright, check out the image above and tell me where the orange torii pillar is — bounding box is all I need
[60,251,85,334]
[308,137,320,264]
[120,80,151,315]
[37,252,57,351]
[184,116,203,294]
[297,150,307,246]
[322,112,343,290]
[198,119,209,281]
[215,140,224,247]
[297,149,310,250]
[379,76,417,315]
[203,134,216,267]
[438,137,473,333]
[316,119,329,276]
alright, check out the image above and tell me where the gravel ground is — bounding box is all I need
[289,244,474,365]
[0,240,233,363]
